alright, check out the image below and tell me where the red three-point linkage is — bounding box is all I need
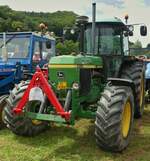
[13,68,70,121]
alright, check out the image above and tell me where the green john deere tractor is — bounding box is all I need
[3,3,147,152]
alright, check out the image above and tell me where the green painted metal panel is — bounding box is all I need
[26,112,67,123]
[49,67,79,89]
[49,54,103,66]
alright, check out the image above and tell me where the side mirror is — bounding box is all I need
[140,25,147,36]
[46,41,51,49]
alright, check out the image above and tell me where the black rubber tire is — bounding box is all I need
[4,81,48,136]
[95,84,134,152]
[120,61,145,118]
[0,95,8,129]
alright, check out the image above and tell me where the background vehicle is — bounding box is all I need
[0,31,55,129]
[3,3,147,152]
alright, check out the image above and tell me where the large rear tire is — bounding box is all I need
[4,81,48,136]
[95,84,134,152]
[121,61,145,118]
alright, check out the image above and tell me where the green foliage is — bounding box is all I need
[12,21,24,30]
[130,40,144,56]
[130,41,150,58]
[0,5,77,36]
[130,40,142,48]
[129,41,134,48]
[56,40,79,55]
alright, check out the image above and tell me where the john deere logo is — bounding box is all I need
[57,71,64,78]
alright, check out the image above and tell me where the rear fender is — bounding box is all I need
[107,78,136,99]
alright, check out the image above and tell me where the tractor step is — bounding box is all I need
[26,112,67,123]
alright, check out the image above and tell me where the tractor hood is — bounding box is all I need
[49,54,102,67]
[48,55,103,91]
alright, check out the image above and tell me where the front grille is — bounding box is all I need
[80,69,91,95]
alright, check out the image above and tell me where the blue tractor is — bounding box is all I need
[0,32,55,128]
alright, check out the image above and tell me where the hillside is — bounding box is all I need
[0,6,77,36]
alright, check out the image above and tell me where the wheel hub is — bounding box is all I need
[32,120,42,125]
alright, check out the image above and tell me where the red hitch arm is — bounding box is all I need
[13,68,70,121]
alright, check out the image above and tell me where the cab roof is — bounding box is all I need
[88,17,125,26]
[0,32,55,41]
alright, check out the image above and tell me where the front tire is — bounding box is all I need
[0,95,8,129]
[95,84,134,152]
[4,81,48,136]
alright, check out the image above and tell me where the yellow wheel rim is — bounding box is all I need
[121,101,131,138]
[32,120,42,125]
[140,77,144,108]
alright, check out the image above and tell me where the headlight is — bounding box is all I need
[72,82,79,90]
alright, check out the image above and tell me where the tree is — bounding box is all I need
[132,40,142,48]
[12,21,23,30]
[129,40,143,56]
[56,40,79,55]
[129,41,134,48]
[0,6,77,36]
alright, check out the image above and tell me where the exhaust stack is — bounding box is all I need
[92,3,96,54]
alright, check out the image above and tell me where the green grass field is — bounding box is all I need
[0,108,150,161]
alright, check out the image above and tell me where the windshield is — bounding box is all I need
[0,35,30,59]
[84,25,123,55]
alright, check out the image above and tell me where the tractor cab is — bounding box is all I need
[75,16,146,78]
[0,32,55,94]
[82,18,129,78]
[0,32,55,68]
[84,19,128,56]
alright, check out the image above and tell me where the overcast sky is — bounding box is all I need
[0,0,149,46]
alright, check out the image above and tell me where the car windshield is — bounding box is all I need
[84,25,123,55]
[0,35,30,59]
